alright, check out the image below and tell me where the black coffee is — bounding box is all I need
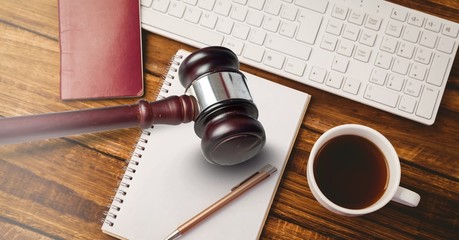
[313,135,388,209]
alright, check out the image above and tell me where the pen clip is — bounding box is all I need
[231,164,277,191]
[231,171,260,191]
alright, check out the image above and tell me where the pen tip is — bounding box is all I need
[164,229,181,240]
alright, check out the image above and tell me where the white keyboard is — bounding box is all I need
[140,0,459,125]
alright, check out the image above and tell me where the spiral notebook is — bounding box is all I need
[101,49,311,240]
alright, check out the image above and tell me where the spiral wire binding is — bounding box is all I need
[157,54,182,100]
[102,52,184,228]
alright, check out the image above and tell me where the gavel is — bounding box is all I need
[0,47,266,166]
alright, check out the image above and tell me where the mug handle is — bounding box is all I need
[392,186,421,207]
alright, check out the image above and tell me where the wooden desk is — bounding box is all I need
[1,0,458,239]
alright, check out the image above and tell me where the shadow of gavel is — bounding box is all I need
[0,47,266,166]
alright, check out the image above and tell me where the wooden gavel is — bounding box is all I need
[0,95,198,145]
[0,47,266,165]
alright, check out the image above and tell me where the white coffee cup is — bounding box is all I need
[307,124,420,216]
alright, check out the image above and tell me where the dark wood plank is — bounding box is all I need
[0,219,55,240]
[0,139,121,240]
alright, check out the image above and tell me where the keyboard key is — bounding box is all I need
[370,68,387,85]
[169,2,186,18]
[244,44,265,62]
[364,84,399,108]
[354,45,372,62]
[331,55,349,73]
[264,51,285,69]
[201,13,218,29]
[374,52,393,70]
[320,34,338,51]
[391,8,407,22]
[331,4,348,20]
[399,96,417,113]
[223,37,244,55]
[184,8,202,23]
[231,5,248,21]
[343,24,360,41]
[295,0,329,14]
[337,40,354,57]
[397,42,415,59]
[387,74,405,91]
[326,72,344,89]
[348,9,365,25]
[249,29,267,45]
[407,13,424,27]
[297,11,323,45]
[416,86,439,119]
[263,16,280,32]
[280,21,297,38]
[343,78,361,94]
[214,0,231,16]
[233,23,250,40]
[365,14,382,31]
[403,26,420,43]
[281,4,298,21]
[141,0,153,7]
[360,30,377,47]
[142,9,224,46]
[437,36,455,54]
[386,21,404,38]
[392,57,410,75]
[426,53,450,86]
[266,0,282,15]
[152,0,170,12]
[266,34,312,61]
[248,0,265,10]
[404,79,422,97]
[199,0,216,11]
[419,31,437,48]
[285,58,306,76]
[246,10,264,27]
[409,63,428,80]
[425,19,442,33]
[309,66,327,83]
[442,24,459,38]
[326,19,343,36]
[216,18,234,34]
[380,36,398,54]
[414,47,432,64]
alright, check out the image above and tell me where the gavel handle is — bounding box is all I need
[0,95,198,145]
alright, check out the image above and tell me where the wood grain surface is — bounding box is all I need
[1,0,458,239]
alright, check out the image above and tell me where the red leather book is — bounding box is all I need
[58,0,143,100]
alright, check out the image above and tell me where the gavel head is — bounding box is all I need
[179,47,266,166]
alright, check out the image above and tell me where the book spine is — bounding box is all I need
[102,51,184,228]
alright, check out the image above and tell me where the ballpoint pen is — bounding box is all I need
[164,164,278,240]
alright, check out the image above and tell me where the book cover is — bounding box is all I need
[58,0,143,100]
[101,49,311,239]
